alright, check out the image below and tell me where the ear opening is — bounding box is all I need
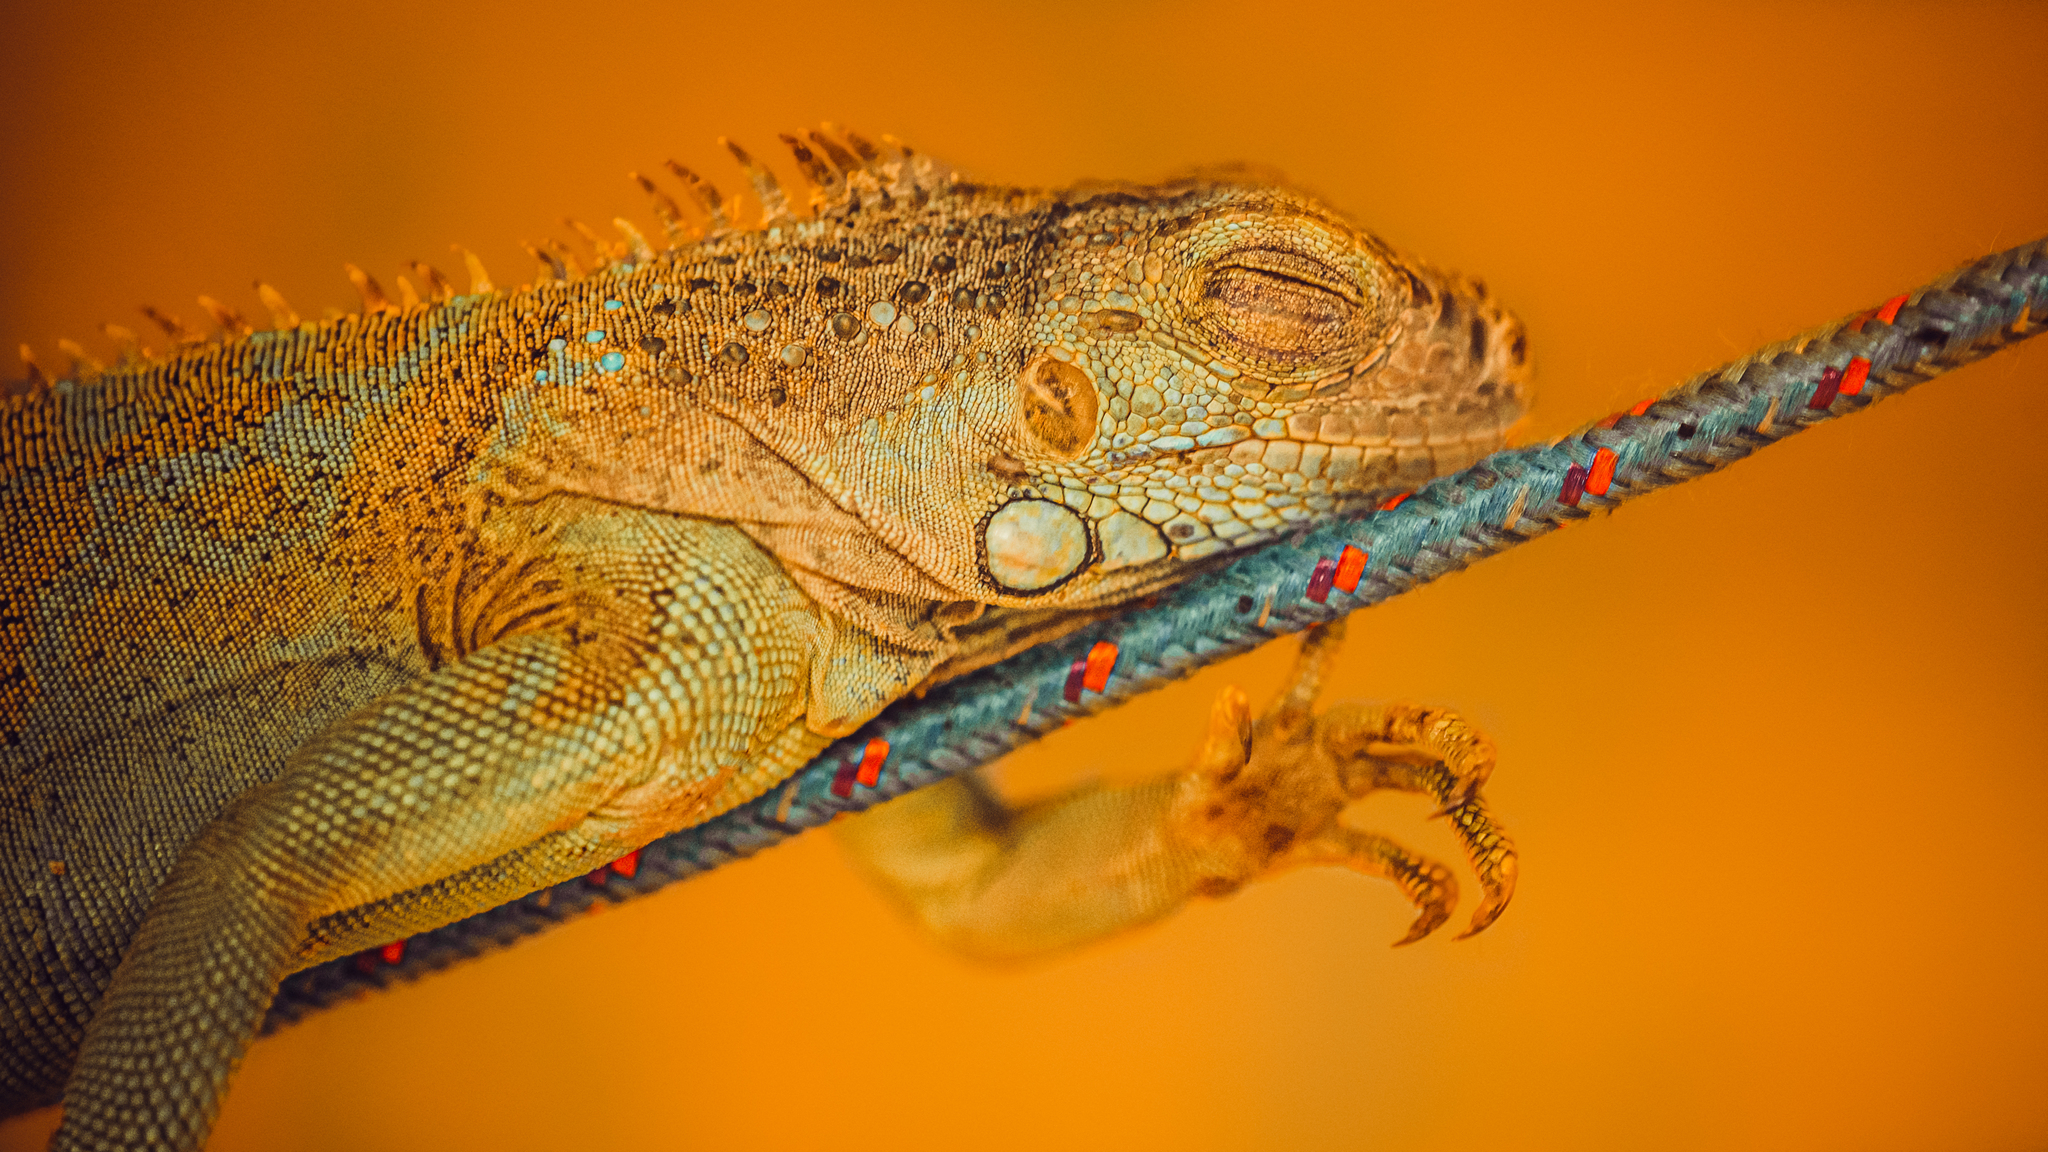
[1017,354,1100,459]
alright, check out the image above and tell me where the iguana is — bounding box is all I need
[0,128,1530,1150]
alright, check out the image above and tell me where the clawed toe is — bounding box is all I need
[1439,795,1517,939]
[1378,838,1458,947]
[1175,622,1521,946]
[1395,904,1452,947]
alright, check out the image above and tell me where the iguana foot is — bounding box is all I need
[835,620,1516,959]
[1168,620,1518,943]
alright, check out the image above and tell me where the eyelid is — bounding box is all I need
[1212,249,1362,305]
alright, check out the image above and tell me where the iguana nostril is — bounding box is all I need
[983,499,1089,591]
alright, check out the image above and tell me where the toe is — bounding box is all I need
[1190,685,1252,780]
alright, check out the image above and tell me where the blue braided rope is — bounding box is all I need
[263,236,2048,1032]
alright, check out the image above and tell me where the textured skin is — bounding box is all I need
[0,132,1530,1149]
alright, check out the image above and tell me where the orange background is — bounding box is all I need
[4,2,2047,1149]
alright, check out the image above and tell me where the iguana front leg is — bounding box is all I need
[836,621,1517,959]
[50,500,839,1152]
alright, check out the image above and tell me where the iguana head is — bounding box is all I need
[691,145,1529,614]
[485,132,1530,653]
[949,178,1529,603]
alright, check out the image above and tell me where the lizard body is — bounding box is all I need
[0,132,1528,1149]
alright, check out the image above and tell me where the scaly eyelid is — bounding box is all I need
[1208,248,1363,306]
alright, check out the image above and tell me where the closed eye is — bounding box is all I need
[1200,249,1363,367]
[1206,266,1350,330]
[1213,249,1361,305]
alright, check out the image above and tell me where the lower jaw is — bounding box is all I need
[1155,432,1504,562]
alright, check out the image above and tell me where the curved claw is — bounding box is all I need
[1392,887,1454,947]
[1383,844,1458,946]
[1444,798,1518,939]
[1296,828,1460,947]
[1345,733,1519,941]
[1454,869,1516,939]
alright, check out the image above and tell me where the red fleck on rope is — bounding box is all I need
[854,738,890,787]
[1841,355,1872,396]
[1586,448,1618,496]
[829,759,859,799]
[1061,655,1088,702]
[1560,463,1588,506]
[1080,641,1118,693]
[1304,555,1339,603]
[1333,545,1368,594]
[1809,365,1844,409]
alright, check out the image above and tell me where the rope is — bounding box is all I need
[264,236,2048,1033]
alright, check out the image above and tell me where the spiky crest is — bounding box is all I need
[410,262,454,303]
[454,248,494,295]
[721,137,791,226]
[663,160,730,232]
[139,306,202,346]
[255,282,300,329]
[807,128,862,176]
[631,172,691,244]
[17,345,45,392]
[5,125,958,399]
[101,323,144,364]
[778,132,845,211]
[198,296,254,337]
[55,339,99,377]
[563,218,617,266]
[343,264,397,316]
[612,218,654,264]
